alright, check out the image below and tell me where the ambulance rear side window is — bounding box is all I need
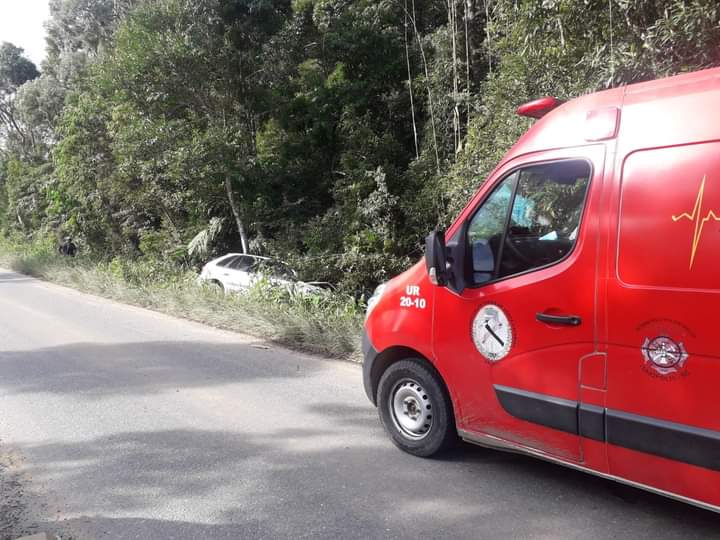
[468,160,591,285]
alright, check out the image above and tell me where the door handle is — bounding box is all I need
[536,312,582,326]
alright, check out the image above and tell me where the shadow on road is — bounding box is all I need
[0,341,321,397]
[0,272,33,284]
[1,338,718,539]
[13,426,720,540]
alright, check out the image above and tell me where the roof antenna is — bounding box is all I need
[608,0,615,88]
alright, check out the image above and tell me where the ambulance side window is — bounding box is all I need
[467,173,517,284]
[467,160,591,285]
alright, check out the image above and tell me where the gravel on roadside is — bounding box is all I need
[0,448,36,540]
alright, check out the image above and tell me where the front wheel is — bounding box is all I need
[377,359,456,457]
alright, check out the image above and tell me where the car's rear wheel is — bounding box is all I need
[209,280,225,294]
[377,359,456,457]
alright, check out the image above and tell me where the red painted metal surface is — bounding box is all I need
[365,66,720,510]
[584,107,620,141]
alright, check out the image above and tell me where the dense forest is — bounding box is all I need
[1,0,720,294]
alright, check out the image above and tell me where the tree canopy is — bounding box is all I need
[1,0,719,293]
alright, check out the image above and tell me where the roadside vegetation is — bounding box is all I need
[0,236,364,359]
[1,0,719,355]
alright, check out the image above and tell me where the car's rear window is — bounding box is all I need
[217,255,240,267]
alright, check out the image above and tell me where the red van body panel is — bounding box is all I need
[364,67,720,512]
[604,72,720,509]
[364,261,437,373]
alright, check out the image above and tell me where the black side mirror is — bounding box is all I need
[425,231,448,286]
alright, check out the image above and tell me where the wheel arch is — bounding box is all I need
[367,346,454,414]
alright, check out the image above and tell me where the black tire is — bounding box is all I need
[209,280,225,294]
[377,358,456,457]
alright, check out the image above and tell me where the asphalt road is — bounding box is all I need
[0,269,718,540]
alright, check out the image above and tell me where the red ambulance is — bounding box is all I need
[362,67,720,512]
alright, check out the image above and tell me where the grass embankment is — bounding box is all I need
[0,240,364,360]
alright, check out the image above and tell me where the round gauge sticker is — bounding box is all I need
[472,304,513,362]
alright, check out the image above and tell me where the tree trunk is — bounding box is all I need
[404,0,420,159]
[407,0,441,174]
[0,104,28,149]
[465,0,472,130]
[224,177,249,254]
[16,207,25,230]
[449,0,461,152]
[484,0,492,73]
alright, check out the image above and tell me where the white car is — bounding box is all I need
[197,253,326,295]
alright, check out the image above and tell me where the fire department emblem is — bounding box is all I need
[641,336,688,375]
[472,304,513,362]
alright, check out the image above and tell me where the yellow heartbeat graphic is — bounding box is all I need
[672,175,720,269]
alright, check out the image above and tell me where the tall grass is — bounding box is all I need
[0,239,364,360]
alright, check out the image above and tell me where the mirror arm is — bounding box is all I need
[429,266,442,286]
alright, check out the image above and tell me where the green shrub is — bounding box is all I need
[0,238,364,360]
